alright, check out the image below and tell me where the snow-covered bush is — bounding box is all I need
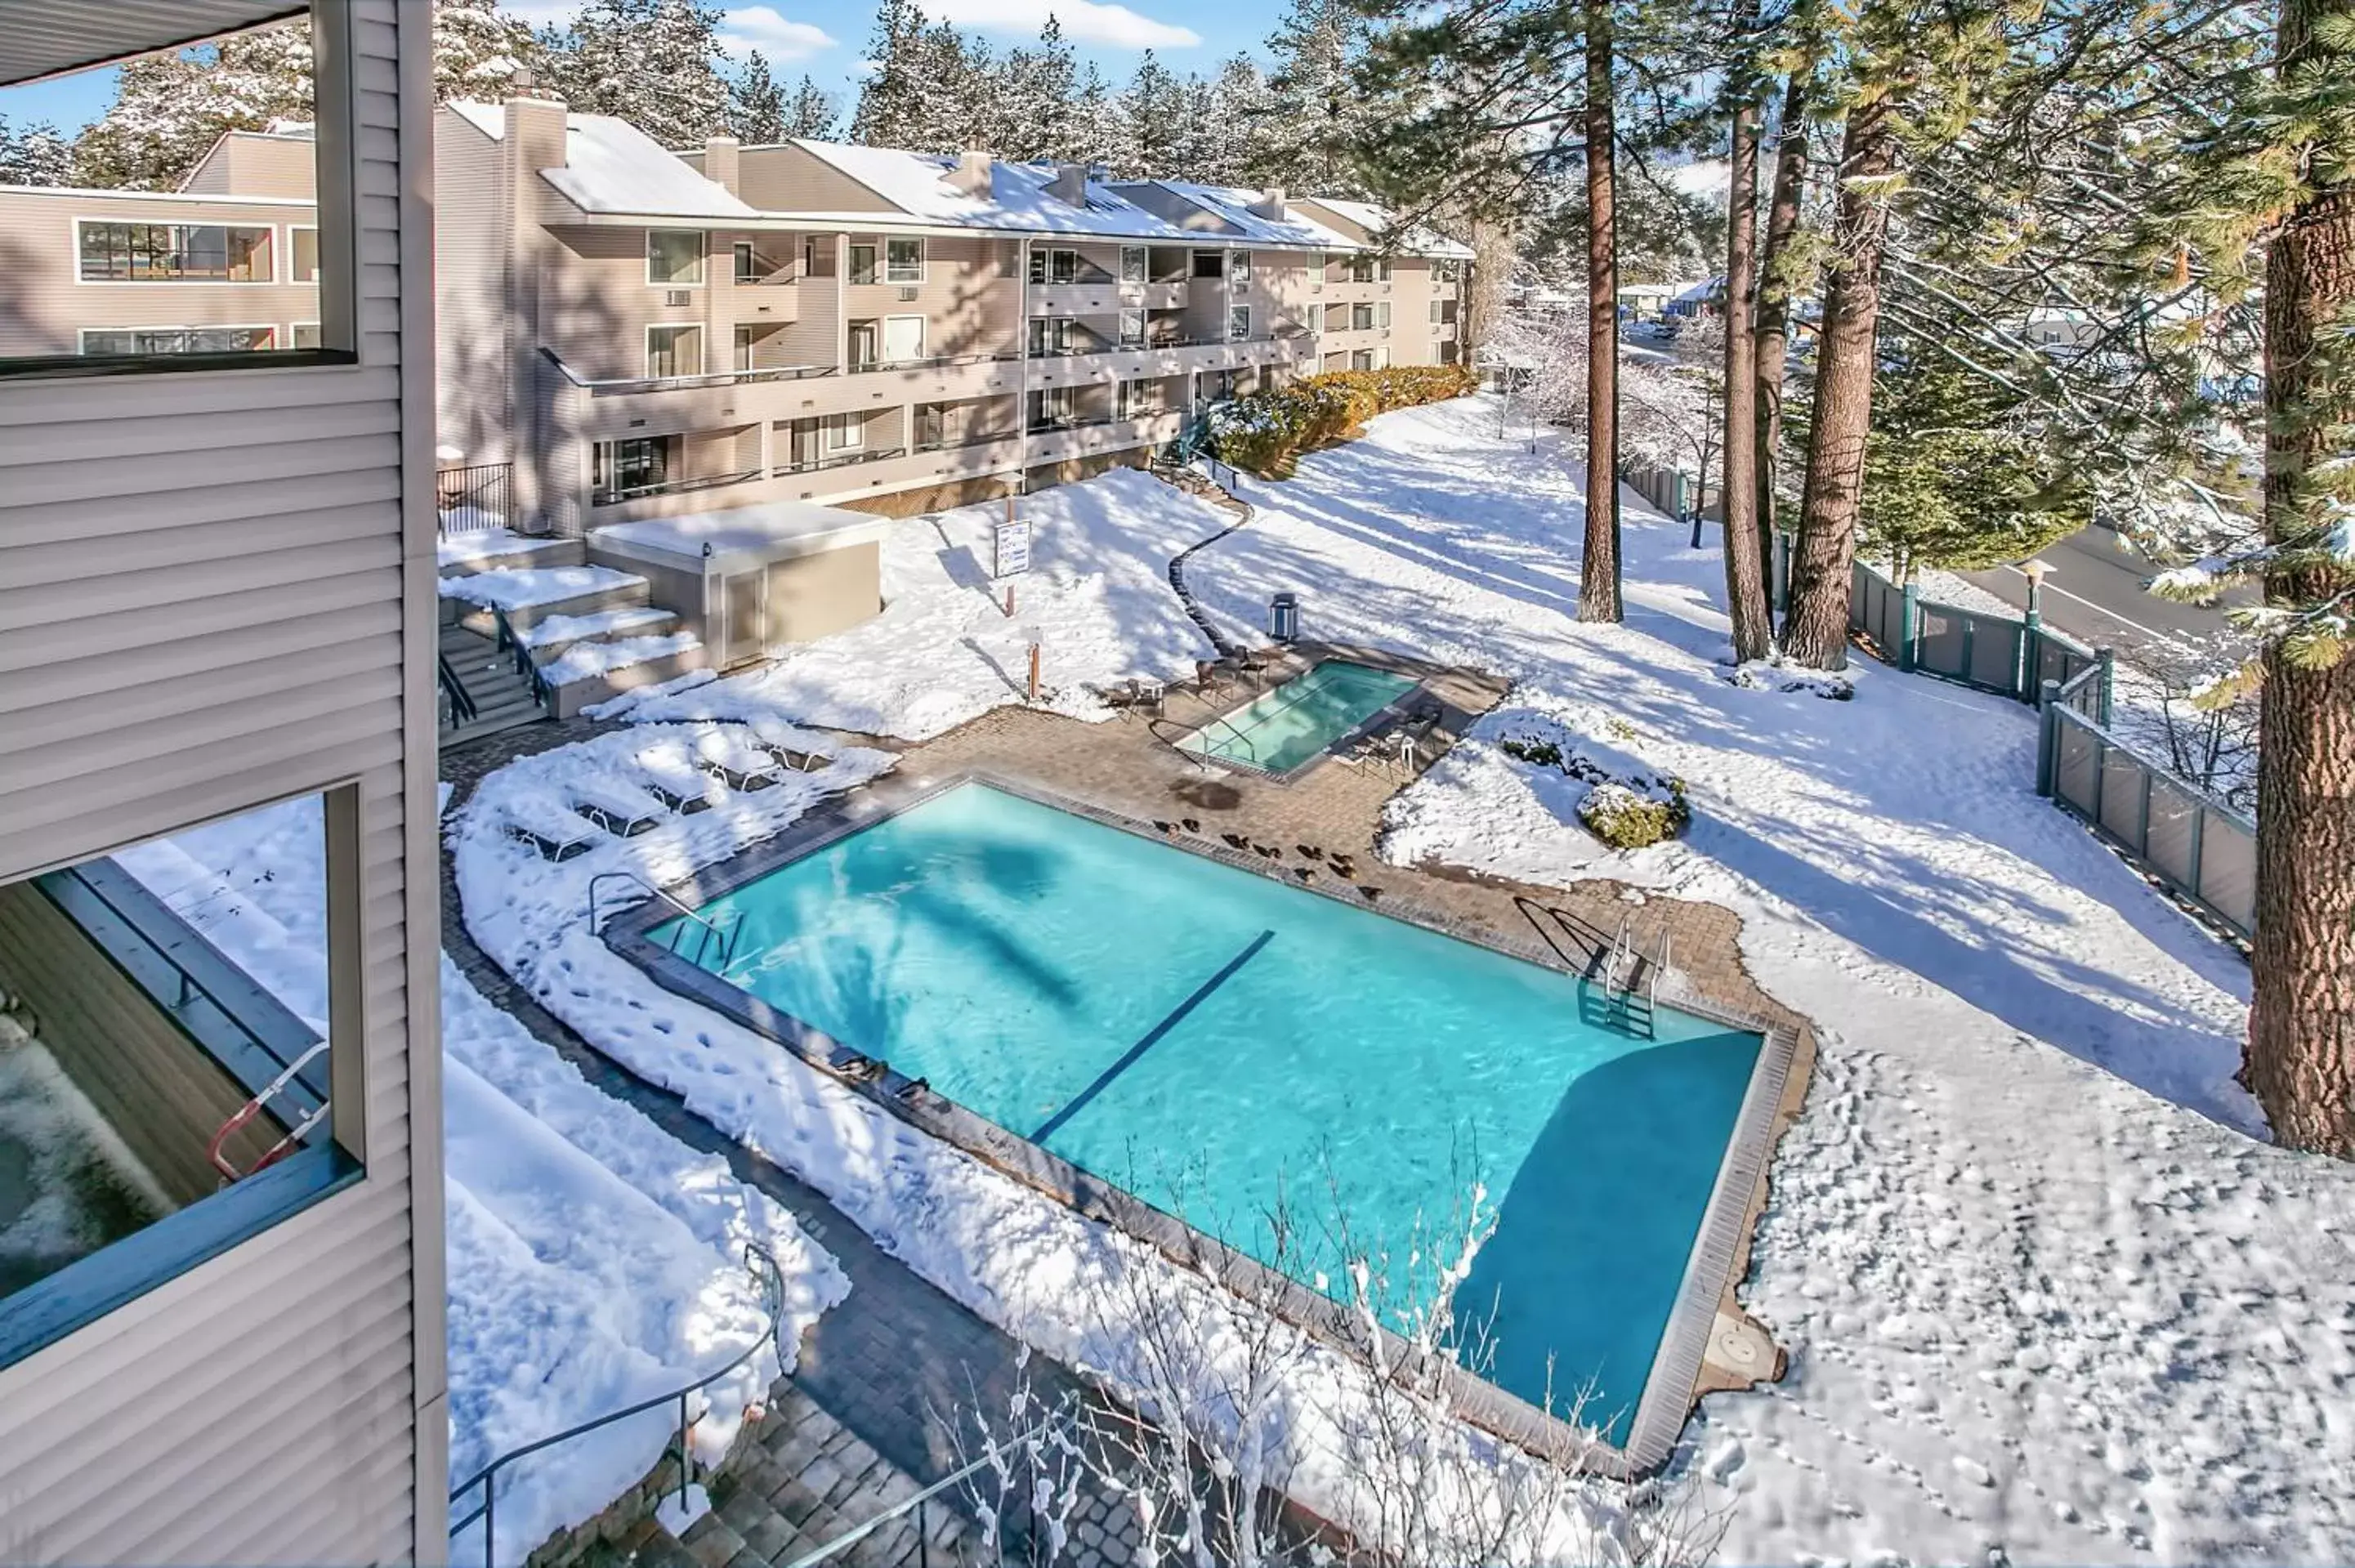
[1577,783,1688,850]
[1497,721,1691,849]
[1209,366,1479,476]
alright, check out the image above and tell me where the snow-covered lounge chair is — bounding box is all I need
[632,747,721,814]
[692,730,784,790]
[565,775,668,837]
[748,718,831,772]
[504,800,603,862]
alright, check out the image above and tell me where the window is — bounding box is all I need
[734,324,756,373]
[1231,251,1252,287]
[290,226,320,283]
[646,324,703,378]
[78,221,275,283]
[1191,250,1224,279]
[1352,302,1375,331]
[1119,310,1145,348]
[1373,346,1392,369]
[848,243,878,286]
[1228,305,1251,342]
[848,319,880,368]
[1116,377,1161,420]
[734,241,758,283]
[0,789,360,1370]
[1029,317,1077,357]
[1033,248,1079,284]
[293,323,323,350]
[825,412,864,451]
[594,435,677,501]
[1379,255,1393,281]
[646,230,705,286]
[78,326,276,355]
[1429,297,1442,324]
[914,401,947,449]
[1120,246,1146,284]
[1352,348,1374,371]
[1376,301,1392,329]
[1306,302,1323,335]
[883,315,925,364]
[886,238,923,284]
[1028,385,1075,431]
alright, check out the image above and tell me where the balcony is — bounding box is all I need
[1029,279,1190,315]
[547,349,836,400]
[1024,334,1314,388]
[590,467,764,508]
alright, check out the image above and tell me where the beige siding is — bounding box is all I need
[0,2,440,1563]
[731,144,896,212]
[0,188,322,357]
[182,132,321,199]
[840,232,1014,360]
[433,109,512,464]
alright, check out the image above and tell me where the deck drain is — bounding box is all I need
[1710,1312,1770,1374]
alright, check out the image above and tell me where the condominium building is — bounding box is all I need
[0,2,447,1561]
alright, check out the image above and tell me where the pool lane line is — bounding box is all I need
[1030,928,1277,1144]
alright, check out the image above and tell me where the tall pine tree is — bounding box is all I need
[730,49,788,143]
[545,0,730,148]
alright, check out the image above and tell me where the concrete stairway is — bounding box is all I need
[440,621,549,747]
[436,530,711,723]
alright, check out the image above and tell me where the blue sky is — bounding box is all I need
[0,1,1277,136]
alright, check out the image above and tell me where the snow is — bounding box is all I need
[445,393,2355,1562]
[541,632,702,686]
[1132,179,1362,249]
[599,466,1225,740]
[540,114,757,218]
[1284,192,1476,258]
[440,526,566,569]
[519,605,676,648]
[108,794,849,1566]
[440,565,644,610]
[793,141,1195,238]
[592,500,888,564]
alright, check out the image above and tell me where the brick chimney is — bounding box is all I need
[1249,186,1288,221]
[703,134,740,194]
[1047,162,1088,206]
[947,149,993,197]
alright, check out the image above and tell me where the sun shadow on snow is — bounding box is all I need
[1459,1027,1762,1445]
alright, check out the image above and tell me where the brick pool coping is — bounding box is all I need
[602,764,1803,1479]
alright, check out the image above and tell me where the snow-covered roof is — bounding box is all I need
[444,100,755,219]
[1120,181,1357,249]
[1297,195,1476,259]
[784,141,1183,238]
[546,115,757,218]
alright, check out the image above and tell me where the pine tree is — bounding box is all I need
[850,0,930,149]
[432,0,537,102]
[1204,57,1273,185]
[1578,1,1624,622]
[1256,0,1370,195]
[547,0,730,148]
[1718,0,1772,660]
[1117,52,1186,178]
[0,114,75,185]
[781,77,840,141]
[70,20,314,189]
[731,50,788,142]
[998,17,1083,163]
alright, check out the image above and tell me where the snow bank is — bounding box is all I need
[440,565,641,610]
[541,631,701,686]
[112,795,848,1566]
[1175,395,2355,1563]
[606,467,1224,740]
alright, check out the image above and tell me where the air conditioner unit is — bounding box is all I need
[897,286,919,302]
[666,289,691,307]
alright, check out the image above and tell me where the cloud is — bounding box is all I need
[923,0,1200,50]
[496,0,580,31]
[716,6,836,62]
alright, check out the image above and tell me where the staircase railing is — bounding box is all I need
[488,605,552,707]
[588,870,742,970]
[449,1244,784,1568]
[775,1402,1075,1568]
[439,654,480,726]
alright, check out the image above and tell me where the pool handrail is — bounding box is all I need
[587,869,740,969]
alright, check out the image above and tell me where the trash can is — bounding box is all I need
[1268,592,1298,645]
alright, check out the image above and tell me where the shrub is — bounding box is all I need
[1207,364,1479,476]
[1496,719,1692,850]
[1577,781,1691,850]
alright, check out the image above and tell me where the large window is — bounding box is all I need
[645,324,703,378]
[77,221,275,283]
[1231,251,1252,287]
[885,238,923,284]
[824,412,865,452]
[1119,309,1145,348]
[1191,250,1224,280]
[646,230,706,286]
[290,226,320,283]
[79,326,275,355]
[1120,246,1146,284]
[0,789,360,1369]
[593,435,677,502]
[848,243,878,286]
[1228,305,1252,342]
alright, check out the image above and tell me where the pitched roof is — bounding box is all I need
[1116,180,1358,248]
[444,101,756,219]
[788,141,1186,238]
[1296,195,1475,259]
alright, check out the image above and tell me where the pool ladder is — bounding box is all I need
[1598,916,1668,1039]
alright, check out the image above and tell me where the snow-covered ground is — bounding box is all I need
[110,797,847,1566]
[601,467,1227,739]
[446,398,2355,1563]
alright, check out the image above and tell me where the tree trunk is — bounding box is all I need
[1755,73,1809,562]
[1577,2,1622,622]
[2244,0,2355,1157]
[1780,102,1897,668]
[1720,34,1772,661]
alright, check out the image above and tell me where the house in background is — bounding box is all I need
[0,3,446,1561]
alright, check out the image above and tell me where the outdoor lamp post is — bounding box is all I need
[2021,558,2053,631]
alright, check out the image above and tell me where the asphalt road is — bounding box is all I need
[1955,525,2254,669]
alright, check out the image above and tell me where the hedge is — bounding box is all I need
[1204,364,1480,477]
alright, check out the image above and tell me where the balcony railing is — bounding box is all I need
[913,431,1017,454]
[546,348,836,396]
[1027,413,1119,436]
[591,467,762,506]
[845,351,1020,376]
[775,444,910,476]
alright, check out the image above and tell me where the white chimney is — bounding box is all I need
[948,149,993,196]
[1048,162,1089,206]
[1249,186,1288,221]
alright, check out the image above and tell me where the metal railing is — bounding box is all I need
[775,1405,1074,1568]
[486,605,552,708]
[592,467,763,507]
[588,869,742,969]
[449,1244,784,1568]
[775,444,909,477]
[2037,665,2257,941]
[544,347,837,395]
[847,351,1018,375]
[439,654,480,726]
[436,463,515,534]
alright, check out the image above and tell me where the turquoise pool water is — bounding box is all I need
[657,784,1761,1438]
[1178,659,1419,773]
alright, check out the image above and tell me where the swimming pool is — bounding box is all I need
[1177,659,1419,774]
[643,782,1767,1446]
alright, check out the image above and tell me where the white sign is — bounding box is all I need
[993,518,1033,579]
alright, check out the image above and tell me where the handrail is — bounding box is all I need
[1648,930,1671,1006]
[588,869,740,970]
[449,1244,784,1568]
[439,654,480,725]
[542,346,836,394]
[207,1039,333,1182]
[487,606,552,706]
[591,467,763,507]
[775,1403,1075,1568]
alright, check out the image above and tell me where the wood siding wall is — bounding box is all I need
[0,0,443,1560]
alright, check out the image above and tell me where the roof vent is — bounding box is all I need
[1047,163,1089,206]
[948,149,993,196]
[1249,186,1288,221]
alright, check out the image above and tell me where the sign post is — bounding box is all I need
[993,497,1032,619]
